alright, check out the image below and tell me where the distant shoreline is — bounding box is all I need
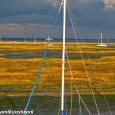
[0,38,115,43]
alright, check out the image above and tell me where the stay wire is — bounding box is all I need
[65,90,68,115]
[79,94,82,115]
[58,89,61,115]
[67,3,112,115]
[70,55,73,115]
[97,37,100,45]
[23,2,63,115]
[67,3,100,115]
[65,47,91,115]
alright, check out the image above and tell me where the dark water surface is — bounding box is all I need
[1,38,115,43]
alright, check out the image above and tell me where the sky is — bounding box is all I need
[0,0,115,39]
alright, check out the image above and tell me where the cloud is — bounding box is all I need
[0,0,115,38]
[0,23,115,39]
[0,14,63,27]
[68,0,105,14]
[65,0,115,30]
[0,24,25,37]
[0,23,63,38]
[0,0,105,17]
[103,0,115,6]
[102,0,115,11]
[0,0,61,18]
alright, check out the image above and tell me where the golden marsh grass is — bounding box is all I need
[0,42,115,92]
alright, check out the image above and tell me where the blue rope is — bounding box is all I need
[23,6,61,115]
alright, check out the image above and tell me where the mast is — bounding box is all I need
[34,37,36,42]
[97,33,107,46]
[101,33,102,45]
[61,0,66,114]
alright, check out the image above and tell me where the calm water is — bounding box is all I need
[0,38,115,59]
[1,38,115,43]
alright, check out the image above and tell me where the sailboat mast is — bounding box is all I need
[101,33,102,45]
[61,0,66,113]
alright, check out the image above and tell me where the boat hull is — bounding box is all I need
[97,44,107,47]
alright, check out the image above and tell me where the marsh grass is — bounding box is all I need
[0,42,115,92]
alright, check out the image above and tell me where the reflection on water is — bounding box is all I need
[1,51,115,59]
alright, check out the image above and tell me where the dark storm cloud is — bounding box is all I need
[0,14,63,27]
[0,0,63,26]
[0,0,115,38]
[112,4,115,8]
[0,0,60,17]
[0,0,115,30]
[68,0,105,15]
[0,0,105,17]
[66,0,115,30]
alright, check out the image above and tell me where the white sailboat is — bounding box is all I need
[45,35,52,41]
[97,33,107,47]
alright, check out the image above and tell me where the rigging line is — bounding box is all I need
[65,90,67,115]
[70,56,73,115]
[58,99,60,115]
[64,72,67,115]
[58,89,61,115]
[68,51,82,115]
[67,3,112,115]
[78,94,82,115]
[65,48,91,115]
[97,37,100,45]
[67,3,100,115]
[23,2,63,115]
